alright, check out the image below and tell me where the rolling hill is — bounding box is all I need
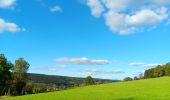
[4,77,170,100]
[28,73,117,86]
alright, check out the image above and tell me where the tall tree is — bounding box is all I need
[84,76,95,86]
[12,58,29,95]
[0,54,13,95]
[13,58,29,73]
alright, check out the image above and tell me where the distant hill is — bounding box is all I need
[28,73,118,87]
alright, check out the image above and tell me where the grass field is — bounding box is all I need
[4,77,170,100]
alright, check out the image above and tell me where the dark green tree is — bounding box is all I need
[134,76,139,80]
[154,65,165,77]
[0,54,13,96]
[84,76,95,86]
[165,63,170,76]
[123,77,133,81]
[144,63,170,79]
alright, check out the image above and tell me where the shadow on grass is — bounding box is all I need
[117,97,136,100]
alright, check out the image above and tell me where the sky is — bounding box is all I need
[0,0,170,80]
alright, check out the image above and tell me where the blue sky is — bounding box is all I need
[0,0,170,80]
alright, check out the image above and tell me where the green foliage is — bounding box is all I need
[13,58,29,74]
[83,76,95,85]
[0,54,13,96]
[28,73,115,88]
[0,54,31,96]
[123,77,133,81]
[11,58,30,95]
[144,63,170,78]
[4,77,170,100]
[133,76,139,80]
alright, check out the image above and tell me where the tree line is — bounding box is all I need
[123,62,170,81]
[144,63,170,78]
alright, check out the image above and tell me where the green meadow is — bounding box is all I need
[4,77,170,100]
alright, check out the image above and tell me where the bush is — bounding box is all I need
[123,77,133,81]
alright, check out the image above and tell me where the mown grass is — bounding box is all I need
[4,77,170,100]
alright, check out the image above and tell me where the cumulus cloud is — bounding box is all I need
[50,5,62,13]
[78,69,125,76]
[56,57,109,65]
[104,11,136,35]
[129,62,161,68]
[104,7,168,35]
[127,7,168,26]
[0,18,22,33]
[86,0,104,17]
[85,0,170,35]
[0,0,16,8]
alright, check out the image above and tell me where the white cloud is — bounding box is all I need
[78,69,125,76]
[56,57,109,65]
[104,7,168,35]
[129,62,161,68]
[104,11,136,35]
[50,5,62,13]
[86,0,104,17]
[30,65,66,72]
[0,18,22,33]
[0,0,16,8]
[85,0,170,35]
[153,0,170,5]
[127,7,168,26]
[102,0,143,12]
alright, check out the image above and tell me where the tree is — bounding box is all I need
[144,63,170,79]
[84,76,95,86]
[22,82,34,94]
[13,58,29,73]
[0,54,13,96]
[134,76,139,80]
[12,58,30,95]
[154,65,165,77]
[123,77,133,81]
[165,63,170,76]
[144,68,155,78]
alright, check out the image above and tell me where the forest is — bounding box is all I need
[144,63,170,78]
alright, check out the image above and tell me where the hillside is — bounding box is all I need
[28,73,117,86]
[4,77,170,100]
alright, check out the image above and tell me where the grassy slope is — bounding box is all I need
[4,77,170,100]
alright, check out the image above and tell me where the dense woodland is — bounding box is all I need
[144,63,170,78]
